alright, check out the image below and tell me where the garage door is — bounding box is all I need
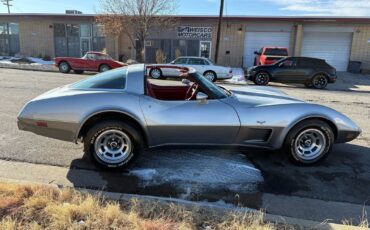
[302,32,353,71]
[244,32,291,68]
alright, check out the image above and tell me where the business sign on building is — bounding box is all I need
[177,26,213,40]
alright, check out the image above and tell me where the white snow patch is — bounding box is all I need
[130,169,157,180]
[225,68,247,84]
[0,56,54,65]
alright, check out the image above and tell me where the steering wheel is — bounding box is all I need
[185,83,199,100]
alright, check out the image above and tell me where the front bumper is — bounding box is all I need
[336,129,362,143]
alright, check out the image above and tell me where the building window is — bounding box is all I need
[145,39,200,63]
[54,23,106,57]
[0,22,20,55]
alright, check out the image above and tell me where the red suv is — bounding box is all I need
[254,47,289,66]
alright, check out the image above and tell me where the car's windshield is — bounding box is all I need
[190,72,230,99]
[264,48,288,56]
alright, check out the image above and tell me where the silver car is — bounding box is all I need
[18,64,361,169]
[148,56,233,82]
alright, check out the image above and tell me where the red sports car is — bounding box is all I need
[254,47,289,66]
[55,52,126,74]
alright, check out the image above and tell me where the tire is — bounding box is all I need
[312,74,328,89]
[203,71,217,82]
[284,119,334,165]
[74,70,84,74]
[84,120,143,169]
[149,68,163,79]
[99,64,111,73]
[253,71,270,85]
[59,62,71,74]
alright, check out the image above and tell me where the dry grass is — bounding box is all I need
[0,182,279,230]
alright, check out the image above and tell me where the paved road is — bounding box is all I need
[0,68,369,207]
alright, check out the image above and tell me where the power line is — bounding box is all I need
[2,0,12,14]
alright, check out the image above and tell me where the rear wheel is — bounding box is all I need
[74,70,84,74]
[284,119,334,165]
[203,71,217,82]
[99,64,111,73]
[253,71,270,85]
[312,74,328,89]
[84,120,142,169]
[59,62,71,73]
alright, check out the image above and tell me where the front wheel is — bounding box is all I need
[59,62,71,73]
[203,71,217,82]
[284,119,334,165]
[84,120,142,169]
[149,68,163,79]
[253,72,270,85]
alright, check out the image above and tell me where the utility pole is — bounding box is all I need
[2,0,12,14]
[214,0,224,64]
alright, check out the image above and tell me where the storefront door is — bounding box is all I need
[200,41,211,58]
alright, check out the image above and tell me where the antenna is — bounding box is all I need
[2,0,12,14]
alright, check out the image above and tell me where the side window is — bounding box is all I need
[71,68,127,89]
[87,54,96,60]
[259,48,264,54]
[281,59,294,67]
[174,58,188,64]
[298,58,313,67]
[188,58,205,65]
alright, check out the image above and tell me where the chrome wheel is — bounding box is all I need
[150,69,162,79]
[312,75,328,89]
[100,65,110,72]
[294,129,326,161]
[94,130,132,164]
[59,62,70,73]
[255,72,269,85]
[204,72,216,82]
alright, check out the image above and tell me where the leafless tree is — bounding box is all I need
[97,0,179,62]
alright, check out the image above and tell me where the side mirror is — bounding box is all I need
[196,92,208,104]
[254,51,260,55]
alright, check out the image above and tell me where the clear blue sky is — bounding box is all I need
[0,0,369,16]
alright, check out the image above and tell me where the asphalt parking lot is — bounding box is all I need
[0,68,369,209]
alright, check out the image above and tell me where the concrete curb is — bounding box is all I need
[0,160,367,230]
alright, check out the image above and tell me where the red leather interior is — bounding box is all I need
[146,81,189,100]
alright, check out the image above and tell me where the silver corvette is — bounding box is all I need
[18,64,361,169]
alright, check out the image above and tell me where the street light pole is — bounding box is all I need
[214,0,224,64]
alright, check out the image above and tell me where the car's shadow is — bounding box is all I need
[66,143,370,208]
[245,143,370,205]
[66,148,264,208]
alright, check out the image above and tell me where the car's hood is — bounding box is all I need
[227,86,304,107]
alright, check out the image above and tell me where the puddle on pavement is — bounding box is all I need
[68,149,264,208]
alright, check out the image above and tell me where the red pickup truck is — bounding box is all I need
[55,51,126,74]
[254,47,289,66]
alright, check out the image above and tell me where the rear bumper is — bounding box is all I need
[18,117,77,142]
[328,74,337,83]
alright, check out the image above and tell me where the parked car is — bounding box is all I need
[254,47,289,66]
[18,65,361,169]
[247,57,337,89]
[148,56,233,82]
[55,52,126,74]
